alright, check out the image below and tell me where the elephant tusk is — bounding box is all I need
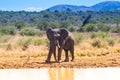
[57,40,60,48]
[57,44,60,48]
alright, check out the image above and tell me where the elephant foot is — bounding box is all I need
[71,59,75,62]
[64,59,69,62]
[58,60,62,63]
[55,59,58,62]
[45,60,51,63]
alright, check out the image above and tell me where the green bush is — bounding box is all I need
[111,26,120,33]
[20,27,39,36]
[91,32,97,39]
[15,21,26,30]
[33,38,47,46]
[60,20,72,29]
[68,26,77,32]
[83,24,97,32]
[97,32,109,38]
[37,20,49,30]
[97,24,110,32]
[17,37,32,50]
[49,22,60,29]
[0,26,16,35]
[91,32,109,39]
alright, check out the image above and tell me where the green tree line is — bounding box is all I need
[0,10,120,35]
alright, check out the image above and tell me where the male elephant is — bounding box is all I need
[45,28,74,63]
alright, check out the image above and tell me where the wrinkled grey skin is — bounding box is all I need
[45,28,74,63]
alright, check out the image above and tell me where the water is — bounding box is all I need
[0,68,120,80]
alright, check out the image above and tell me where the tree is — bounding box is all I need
[97,24,110,32]
[20,27,39,36]
[37,20,49,31]
[49,22,60,29]
[0,26,16,35]
[83,24,97,32]
[15,21,25,30]
[60,20,71,29]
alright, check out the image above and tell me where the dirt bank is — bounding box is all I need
[0,53,120,69]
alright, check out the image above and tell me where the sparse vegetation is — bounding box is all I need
[0,9,120,68]
[0,32,119,68]
[0,26,16,35]
[20,27,40,36]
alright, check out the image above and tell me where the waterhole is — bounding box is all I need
[0,68,120,80]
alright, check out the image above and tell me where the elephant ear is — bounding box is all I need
[46,28,54,41]
[59,28,69,40]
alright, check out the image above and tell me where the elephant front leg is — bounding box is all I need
[58,40,65,62]
[53,46,57,62]
[58,47,63,62]
[45,46,53,63]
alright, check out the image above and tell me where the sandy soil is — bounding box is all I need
[0,53,120,69]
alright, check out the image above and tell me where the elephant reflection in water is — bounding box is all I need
[45,28,74,63]
[49,68,74,80]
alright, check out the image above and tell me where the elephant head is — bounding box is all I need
[46,28,60,47]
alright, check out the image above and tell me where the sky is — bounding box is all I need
[0,0,120,11]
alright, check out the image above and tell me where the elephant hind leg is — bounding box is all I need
[70,48,74,62]
[64,49,69,62]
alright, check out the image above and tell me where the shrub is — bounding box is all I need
[97,24,110,32]
[111,26,120,33]
[49,22,60,29]
[60,20,72,29]
[74,33,84,45]
[33,38,47,46]
[91,32,109,39]
[83,24,97,32]
[91,39,107,48]
[106,37,115,46]
[20,27,39,36]
[68,26,77,32]
[97,32,109,38]
[17,37,32,50]
[15,21,26,30]
[0,35,11,43]
[6,43,12,50]
[0,26,16,35]
[91,32,97,39]
[37,20,49,30]
[91,39,101,48]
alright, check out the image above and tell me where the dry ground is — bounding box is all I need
[0,52,120,69]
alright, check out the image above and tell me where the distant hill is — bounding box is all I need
[47,1,120,12]
[91,1,120,11]
[47,5,91,12]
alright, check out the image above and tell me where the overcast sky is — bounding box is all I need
[0,0,119,11]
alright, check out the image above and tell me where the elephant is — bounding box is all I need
[45,28,74,63]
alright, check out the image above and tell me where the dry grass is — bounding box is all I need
[0,32,120,68]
